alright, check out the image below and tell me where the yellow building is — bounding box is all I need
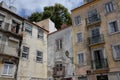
[71,0,120,80]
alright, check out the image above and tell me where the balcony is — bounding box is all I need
[88,34,104,46]
[0,22,22,36]
[92,58,108,70]
[86,14,101,26]
[53,66,65,77]
[0,44,18,57]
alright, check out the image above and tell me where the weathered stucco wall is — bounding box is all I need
[47,27,74,79]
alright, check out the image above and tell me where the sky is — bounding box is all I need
[0,0,83,17]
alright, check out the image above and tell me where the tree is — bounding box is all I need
[28,12,42,22]
[28,4,72,29]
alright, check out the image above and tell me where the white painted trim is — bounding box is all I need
[112,43,120,60]
[91,47,106,60]
[76,51,86,66]
[73,13,82,26]
[1,63,15,78]
[76,32,83,43]
[107,19,120,34]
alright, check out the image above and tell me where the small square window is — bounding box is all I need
[105,2,114,13]
[78,53,85,65]
[38,28,44,39]
[76,33,83,43]
[36,51,43,62]
[112,44,120,60]
[2,63,14,76]
[22,46,29,59]
[25,23,32,36]
[109,21,119,33]
[56,39,62,51]
[74,15,81,25]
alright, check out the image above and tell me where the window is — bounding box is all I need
[78,53,85,65]
[87,9,98,23]
[74,15,81,25]
[0,14,5,27]
[2,63,14,76]
[109,21,119,33]
[113,44,120,60]
[25,23,32,35]
[105,2,114,13]
[36,51,43,62]
[90,27,100,37]
[76,32,83,42]
[22,46,29,59]
[55,63,63,71]
[38,28,44,39]
[11,20,20,33]
[56,39,62,50]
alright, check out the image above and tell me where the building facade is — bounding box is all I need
[0,2,49,80]
[17,21,49,80]
[47,26,74,80]
[71,0,120,80]
[0,6,23,80]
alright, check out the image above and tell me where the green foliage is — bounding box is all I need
[28,4,72,29]
[28,12,42,22]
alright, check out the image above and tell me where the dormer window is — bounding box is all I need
[11,20,20,34]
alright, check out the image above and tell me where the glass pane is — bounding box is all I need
[3,64,8,74]
[8,65,14,75]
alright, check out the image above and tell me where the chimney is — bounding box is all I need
[9,6,17,13]
[61,23,68,29]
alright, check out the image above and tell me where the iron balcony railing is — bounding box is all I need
[0,44,18,57]
[88,34,104,45]
[86,14,101,26]
[92,58,108,70]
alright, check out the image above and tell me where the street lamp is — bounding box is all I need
[65,51,74,64]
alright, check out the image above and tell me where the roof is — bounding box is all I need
[71,0,99,12]
[48,26,71,35]
[0,6,49,32]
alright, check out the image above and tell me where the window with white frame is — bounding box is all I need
[76,32,83,42]
[105,1,114,13]
[112,44,120,60]
[78,53,85,65]
[25,23,32,35]
[22,46,29,59]
[56,39,62,51]
[109,21,119,33]
[2,63,14,76]
[36,51,43,62]
[38,28,44,39]
[74,15,81,25]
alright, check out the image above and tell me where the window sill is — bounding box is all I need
[109,31,120,36]
[114,59,120,61]
[20,57,29,61]
[1,75,14,78]
[74,23,82,27]
[36,61,43,63]
[105,10,116,16]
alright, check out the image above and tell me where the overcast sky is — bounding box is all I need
[0,0,83,17]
